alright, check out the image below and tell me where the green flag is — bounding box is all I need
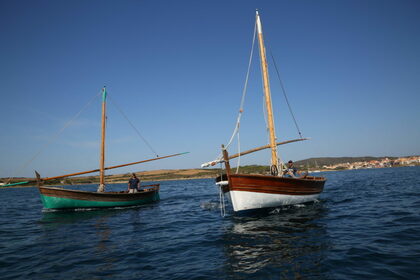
[102,87,107,102]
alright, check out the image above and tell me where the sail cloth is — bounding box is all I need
[201,138,308,168]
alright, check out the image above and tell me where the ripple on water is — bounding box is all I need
[0,169,419,279]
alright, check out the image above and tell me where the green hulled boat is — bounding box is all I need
[38,184,160,209]
[35,87,186,210]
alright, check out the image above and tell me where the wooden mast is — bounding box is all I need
[98,87,107,192]
[256,11,279,172]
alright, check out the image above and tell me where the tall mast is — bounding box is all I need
[256,10,279,171]
[98,87,107,192]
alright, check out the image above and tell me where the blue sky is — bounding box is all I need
[1,0,419,178]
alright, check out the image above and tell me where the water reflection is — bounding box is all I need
[223,202,329,278]
[94,215,112,252]
[38,209,124,278]
[39,209,118,226]
[94,215,117,276]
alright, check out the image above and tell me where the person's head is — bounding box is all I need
[131,173,137,178]
[287,160,293,167]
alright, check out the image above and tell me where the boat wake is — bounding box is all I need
[268,199,322,214]
[41,204,145,213]
[269,204,307,214]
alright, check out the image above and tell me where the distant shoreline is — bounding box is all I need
[2,165,418,189]
[0,174,218,189]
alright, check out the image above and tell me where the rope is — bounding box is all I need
[207,20,258,167]
[108,95,159,157]
[259,37,286,176]
[269,49,303,139]
[257,30,302,174]
[236,130,240,174]
[219,162,226,217]
[219,185,226,217]
[6,90,101,184]
[225,20,257,150]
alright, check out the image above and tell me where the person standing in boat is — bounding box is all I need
[128,173,140,193]
[284,160,298,177]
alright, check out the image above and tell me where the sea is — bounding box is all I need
[0,166,419,279]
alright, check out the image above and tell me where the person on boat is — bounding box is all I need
[283,160,298,177]
[128,173,140,193]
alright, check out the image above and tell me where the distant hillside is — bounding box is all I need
[0,169,222,187]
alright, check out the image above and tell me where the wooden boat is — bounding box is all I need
[203,11,326,212]
[37,184,160,209]
[35,87,186,210]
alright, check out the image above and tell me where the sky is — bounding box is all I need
[0,0,419,178]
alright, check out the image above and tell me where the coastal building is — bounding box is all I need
[323,156,419,170]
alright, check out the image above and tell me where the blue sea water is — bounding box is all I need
[0,167,419,279]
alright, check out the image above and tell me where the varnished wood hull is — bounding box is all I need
[223,174,325,212]
[38,185,160,209]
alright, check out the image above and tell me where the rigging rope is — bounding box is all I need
[6,90,102,184]
[257,30,304,174]
[268,49,303,139]
[219,162,226,217]
[257,21,282,173]
[219,187,226,217]
[203,20,258,168]
[236,130,241,174]
[203,18,304,177]
[225,20,257,150]
[108,95,159,157]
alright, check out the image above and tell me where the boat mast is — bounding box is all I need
[256,10,279,172]
[98,87,107,192]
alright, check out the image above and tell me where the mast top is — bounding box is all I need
[255,10,263,34]
[102,86,107,101]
